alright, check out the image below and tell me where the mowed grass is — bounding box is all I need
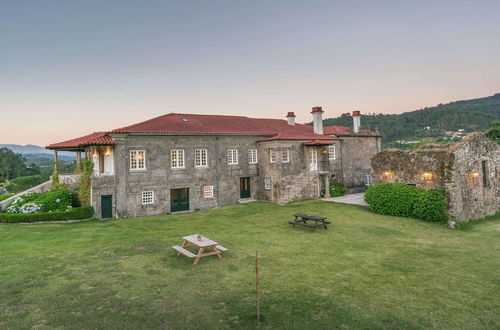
[0,201,499,329]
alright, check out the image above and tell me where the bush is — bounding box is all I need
[3,175,46,193]
[0,193,14,202]
[34,189,73,213]
[5,189,73,214]
[0,206,94,223]
[330,182,347,197]
[365,183,448,223]
[413,188,448,223]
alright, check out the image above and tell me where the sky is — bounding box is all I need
[1,0,499,146]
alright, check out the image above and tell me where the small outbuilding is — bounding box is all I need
[371,133,499,221]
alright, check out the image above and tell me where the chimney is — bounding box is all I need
[311,106,324,135]
[286,112,296,125]
[352,110,361,133]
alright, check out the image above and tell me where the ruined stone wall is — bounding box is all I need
[447,133,500,221]
[371,133,500,221]
[340,136,380,191]
[371,148,453,189]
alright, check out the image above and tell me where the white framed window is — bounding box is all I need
[248,149,258,164]
[309,148,318,171]
[227,149,238,165]
[264,178,271,190]
[195,149,208,168]
[282,149,290,163]
[171,149,185,168]
[269,149,277,163]
[203,185,214,198]
[364,174,373,186]
[142,191,154,204]
[130,150,145,170]
[328,145,336,160]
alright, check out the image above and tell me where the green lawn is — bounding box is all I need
[0,201,498,329]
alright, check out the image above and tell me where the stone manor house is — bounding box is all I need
[47,108,381,218]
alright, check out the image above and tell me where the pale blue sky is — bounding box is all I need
[1,0,499,145]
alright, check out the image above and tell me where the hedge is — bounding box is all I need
[364,183,448,223]
[0,193,14,202]
[3,175,46,193]
[0,206,94,223]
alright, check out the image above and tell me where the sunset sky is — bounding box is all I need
[1,0,499,146]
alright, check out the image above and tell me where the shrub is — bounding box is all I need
[0,193,14,202]
[330,182,347,197]
[365,183,448,223]
[5,189,73,214]
[34,188,73,213]
[0,206,94,223]
[413,188,448,222]
[3,175,46,193]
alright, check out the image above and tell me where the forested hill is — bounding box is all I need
[321,93,500,144]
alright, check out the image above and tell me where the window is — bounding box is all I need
[270,149,277,163]
[264,178,271,190]
[482,160,489,186]
[309,148,318,171]
[282,149,290,163]
[227,149,238,165]
[130,150,145,170]
[364,174,373,186]
[328,145,336,160]
[203,185,214,198]
[195,149,208,167]
[248,149,258,164]
[142,191,154,204]
[171,149,185,168]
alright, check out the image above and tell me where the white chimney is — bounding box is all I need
[311,107,324,134]
[352,110,361,133]
[286,112,296,125]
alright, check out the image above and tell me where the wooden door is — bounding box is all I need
[240,177,251,199]
[101,195,112,218]
[171,188,189,212]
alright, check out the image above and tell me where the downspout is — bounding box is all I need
[340,139,346,184]
[215,136,220,206]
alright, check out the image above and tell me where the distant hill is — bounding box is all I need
[320,93,500,145]
[0,144,75,158]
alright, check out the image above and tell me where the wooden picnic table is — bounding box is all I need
[288,213,332,231]
[172,234,228,265]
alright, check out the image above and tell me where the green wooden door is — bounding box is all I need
[240,177,251,199]
[171,188,189,212]
[101,195,112,218]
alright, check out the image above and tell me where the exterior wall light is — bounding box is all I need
[321,149,328,155]
[423,172,433,180]
[469,172,480,179]
[383,171,392,177]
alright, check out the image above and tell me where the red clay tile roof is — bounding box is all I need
[304,139,336,146]
[46,132,115,150]
[323,125,379,136]
[112,113,329,138]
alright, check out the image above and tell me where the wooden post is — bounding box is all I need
[53,150,59,172]
[76,151,82,173]
[256,250,260,322]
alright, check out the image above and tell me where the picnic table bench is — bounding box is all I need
[172,234,228,265]
[288,213,332,231]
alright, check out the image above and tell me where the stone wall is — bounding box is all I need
[340,136,381,191]
[257,141,321,203]
[447,133,500,221]
[371,133,500,221]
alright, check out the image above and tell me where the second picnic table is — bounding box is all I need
[288,213,332,231]
[172,234,228,265]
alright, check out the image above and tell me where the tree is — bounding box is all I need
[0,148,27,180]
[485,121,500,144]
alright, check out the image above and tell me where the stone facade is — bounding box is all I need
[371,133,500,221]
[89,131,379,218]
